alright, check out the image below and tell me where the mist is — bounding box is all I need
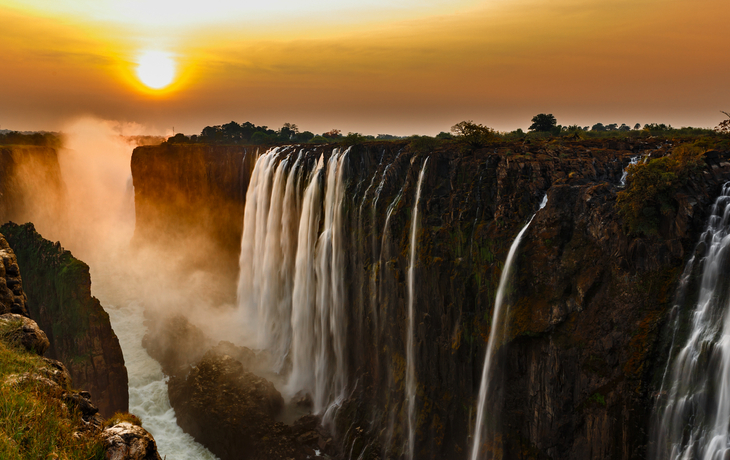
[0,115,253,458]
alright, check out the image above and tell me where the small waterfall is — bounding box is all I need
[237,147,350,420]
[619,155,640,187]
[406,158,429,460]
[469,194,548,460]
[650,183,730,460]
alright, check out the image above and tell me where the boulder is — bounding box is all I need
[101,422,162,460]
[168,348,334,460]
[0,313,49,354]
[142,313,212,376]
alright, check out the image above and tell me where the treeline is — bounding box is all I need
[167,121,341,145]
[171,114,728,148]
[0,131,62,147]
[166,121,444,146]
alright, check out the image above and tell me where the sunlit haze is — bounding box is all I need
[136,51,176,90]
[1,0,728,135]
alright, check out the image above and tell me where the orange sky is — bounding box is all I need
[1,0,728,136]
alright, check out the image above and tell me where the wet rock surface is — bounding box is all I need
[142,313,213,376]
[132,140,730,459]
[168,347,336,460]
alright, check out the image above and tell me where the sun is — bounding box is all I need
[136,50,176,90]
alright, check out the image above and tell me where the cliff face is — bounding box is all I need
[0,234,28,316]
[131,144,257,301]
[130,139,730,459]
[0,146,67,239]
[0,222,129,418]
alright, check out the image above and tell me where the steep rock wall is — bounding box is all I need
[0,146,67,238]
[0,233,28,316]
[130,143,256,301]
[0,222,128,418]
[130,139,730,459]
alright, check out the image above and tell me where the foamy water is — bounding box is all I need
[91,262,218,460]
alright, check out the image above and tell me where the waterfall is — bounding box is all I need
[237,147,350,419]
[619,155,640,187]
[650,183,730,460]
[406,158,429,460]
[470,194,548,460]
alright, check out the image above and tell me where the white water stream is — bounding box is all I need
[237,147,350,421]
[619,155,640,187]
[406,158,429,460]
[651,183,730,460]
[90,252,219,460]
[469,194,547,460]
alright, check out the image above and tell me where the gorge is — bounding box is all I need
[2,133,730,459]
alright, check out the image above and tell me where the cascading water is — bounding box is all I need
[620,155,640,187]
[469,194,548,460]
[650,183,730,460]
[406,158,429,460]
[237,147,350,420]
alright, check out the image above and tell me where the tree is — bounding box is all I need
[323,129,341,139]
[278,123,299,141]
[167,133,189,143]
[716,111,730,134]
[451,120,496,149]
[529,113,557,132]
[634,123,641,130]
[222,121,242,142]
[591,123,606,132]
[296,131,315,142]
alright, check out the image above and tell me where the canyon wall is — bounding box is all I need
[131,140,730,459]
[0,145,67,239]
[1,222,129,418]
[131,143,257,303]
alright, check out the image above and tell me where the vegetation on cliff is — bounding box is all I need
[0,318,105,459]
[0,131,62,148]
[616,145,705,236]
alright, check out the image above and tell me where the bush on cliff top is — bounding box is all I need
[616,145,705,236]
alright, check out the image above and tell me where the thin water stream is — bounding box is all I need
[470,194,547,460]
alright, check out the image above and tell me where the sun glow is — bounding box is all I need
[136,50,176,90]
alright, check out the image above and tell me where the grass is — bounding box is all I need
[0,330,104,459]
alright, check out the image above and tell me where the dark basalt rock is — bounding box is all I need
[0,235,28,316]
[131,140,730,459]
[168,347,336,460]
[142,313,213,377]
[0,222,128,418]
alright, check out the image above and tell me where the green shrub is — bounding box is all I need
[616,145,705,236]
[588,392,606,406]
